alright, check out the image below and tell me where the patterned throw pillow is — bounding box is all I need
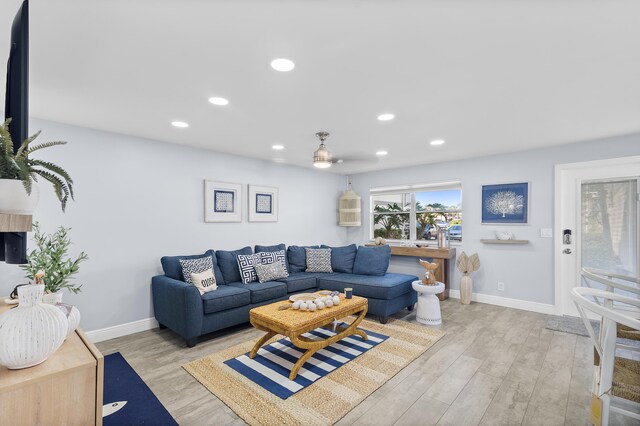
[258,249,288,274]
[254,262,289,283]
[179,256,214,284]
[190,269,217,294]
[236,253,261,284]
[305,248,333,273]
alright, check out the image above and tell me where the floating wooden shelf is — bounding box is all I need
[480,239,529,244]
[0,214,32,232]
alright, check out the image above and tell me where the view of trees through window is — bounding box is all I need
[371,188,462,242]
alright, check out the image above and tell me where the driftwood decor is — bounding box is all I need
[456,252,480,304]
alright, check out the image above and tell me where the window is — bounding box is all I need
[370,181,462,243]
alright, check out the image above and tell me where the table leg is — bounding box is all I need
[249,330,277,359]
[288,308,368,380]
[435,258,449,301]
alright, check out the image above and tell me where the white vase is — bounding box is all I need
[0,284,68,369]
[0,179,39,214]
[43,291,63,305]
[460,274,472,305]
[56,304,81,339]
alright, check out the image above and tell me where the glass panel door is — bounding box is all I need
[581,178,639,294]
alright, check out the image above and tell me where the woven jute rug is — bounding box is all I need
[183,318,445,426]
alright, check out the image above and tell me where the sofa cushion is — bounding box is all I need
[317,273,416,300]
[254,262,289,283]
[201,284,251,314]
[321,244,357,273]
[190,268,218,295]
[237,253,261,284]
[179,256,213,284]
[161,252,225,285]
[228,280,287,304]
[258,250,288,273]
[353,245,391,276]
[305,248,333,273]
[216,247,253,283]
[255,244,290,272]
[276,272,322,293]
[287,245,319,273]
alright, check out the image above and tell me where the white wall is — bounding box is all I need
[0,119,347,332]
[346,133,640,308]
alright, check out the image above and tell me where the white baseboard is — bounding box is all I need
[448,290,556,315]
[85,317,159,343]
[84,293,554,343]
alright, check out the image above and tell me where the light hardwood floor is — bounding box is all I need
[96,300,634,425]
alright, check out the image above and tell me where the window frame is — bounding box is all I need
[369,180,462,245]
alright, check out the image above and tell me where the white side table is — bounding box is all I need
[412,281,445,326]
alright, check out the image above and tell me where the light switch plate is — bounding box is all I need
[540,228,553,238]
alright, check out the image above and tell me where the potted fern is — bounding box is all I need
[20,223,88,304]
[0,118,74,214]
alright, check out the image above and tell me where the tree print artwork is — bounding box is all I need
[486,190,524,217]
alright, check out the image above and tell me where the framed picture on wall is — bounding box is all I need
[204,180,242,222]
[481,182,529,224]
[248,185,278,222]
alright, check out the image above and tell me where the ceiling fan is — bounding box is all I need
[312,131,379,169]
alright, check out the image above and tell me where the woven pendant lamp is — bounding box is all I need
[339,176,361,226]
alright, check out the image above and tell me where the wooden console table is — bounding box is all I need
[367,244,456,300]
[0,302,104,425]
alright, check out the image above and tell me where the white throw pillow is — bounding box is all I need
[190,268,218,295]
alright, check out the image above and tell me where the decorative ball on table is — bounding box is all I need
[418,259,439,285]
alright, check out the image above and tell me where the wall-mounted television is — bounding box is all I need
[1,0,29,264]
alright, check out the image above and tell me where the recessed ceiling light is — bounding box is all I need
[171,121,189,128]
[272,144,285,150]
[377,113,395,121]
[208,97,229,106]
[430,139,445,146]
[376,150,388,156]
[270,58,295,72]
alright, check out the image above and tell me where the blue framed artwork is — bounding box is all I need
[214,190,235,213]
[204,181,242,222]
[249,185,278,222]
[482,182,529,224]
[255,193,273,214]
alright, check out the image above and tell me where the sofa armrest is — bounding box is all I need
[151,275,203,341]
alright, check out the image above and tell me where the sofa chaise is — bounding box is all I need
[152,243,418,347]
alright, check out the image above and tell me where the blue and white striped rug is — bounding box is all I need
[224,324,389,399]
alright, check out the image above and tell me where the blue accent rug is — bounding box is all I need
[103,352,177,425]
[224,325,389,399]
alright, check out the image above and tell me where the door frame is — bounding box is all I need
[554,155,640,316]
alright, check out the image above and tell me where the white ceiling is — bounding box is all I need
[1,0,639,174]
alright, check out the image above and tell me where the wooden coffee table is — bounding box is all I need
[249,292,368,380]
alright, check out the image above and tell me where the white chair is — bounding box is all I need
[571,287,640,426]
[581,268,640,350]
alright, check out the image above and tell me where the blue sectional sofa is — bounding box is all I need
[151,244,418,347]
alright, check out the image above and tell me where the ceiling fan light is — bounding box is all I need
[313,144,332,168]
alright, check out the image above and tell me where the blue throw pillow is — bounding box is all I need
[255,243,289,272]
[287,245,319,273]
[215,246,253,283]
[161,252,225,285]
[321,244,357,273]
[352,245,391,276]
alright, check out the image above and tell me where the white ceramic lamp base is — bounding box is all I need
[412,281,445,326]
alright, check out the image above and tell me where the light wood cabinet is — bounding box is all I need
[0,303,103,425]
